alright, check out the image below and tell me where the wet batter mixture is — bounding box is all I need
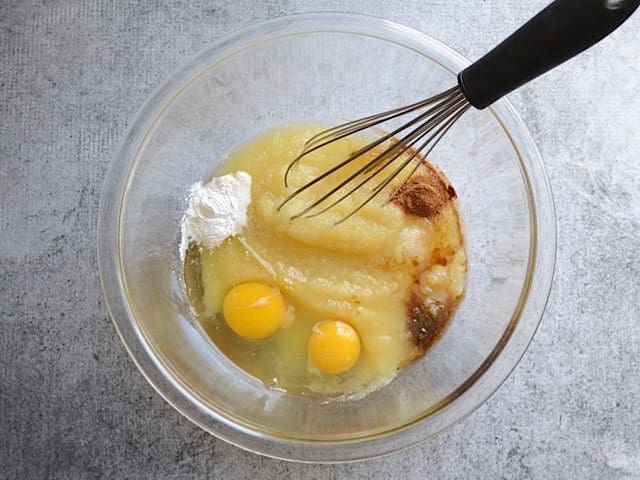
[183,124,467,397]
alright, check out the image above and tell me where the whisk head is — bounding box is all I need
[277,85,471,224]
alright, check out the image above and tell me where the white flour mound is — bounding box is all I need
[179,171,252,259]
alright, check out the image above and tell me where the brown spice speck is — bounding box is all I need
[392,167,455,218]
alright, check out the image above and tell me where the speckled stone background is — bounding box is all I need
[2,1,639,478]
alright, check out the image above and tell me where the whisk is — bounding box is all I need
[278,0,639,223]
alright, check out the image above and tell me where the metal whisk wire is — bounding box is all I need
[277,86,470,223]
[275,0,640,224]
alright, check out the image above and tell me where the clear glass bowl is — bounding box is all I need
[98,13,555,462]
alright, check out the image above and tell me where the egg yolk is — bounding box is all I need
[222,282,285,340]
[307,320,361,374]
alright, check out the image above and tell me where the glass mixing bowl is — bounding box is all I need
[98,13,555,462]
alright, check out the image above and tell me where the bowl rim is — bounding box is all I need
[97,12,556,463]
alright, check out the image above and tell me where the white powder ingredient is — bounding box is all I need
[179,171,252,259]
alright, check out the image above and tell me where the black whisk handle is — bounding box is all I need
[458,0,640,109]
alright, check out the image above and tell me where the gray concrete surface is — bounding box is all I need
[2,1,639,478]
